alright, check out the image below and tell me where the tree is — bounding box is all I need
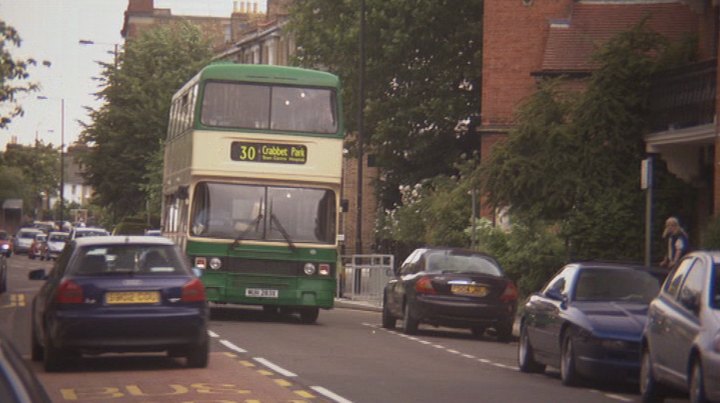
[288,0,483,208]
[79,22,214,221]
[2,142,60,217]
[0,20,49,128]
[480,22,696,261]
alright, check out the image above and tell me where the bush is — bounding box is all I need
[473,219,565,297]
[701,215,720,249]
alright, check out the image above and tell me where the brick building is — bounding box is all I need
[481,0,718,238]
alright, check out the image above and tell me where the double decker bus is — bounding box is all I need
[161,63,343,323]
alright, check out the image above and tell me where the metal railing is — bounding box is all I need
[338,254,394,307]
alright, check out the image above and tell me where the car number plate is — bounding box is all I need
[245,288,279,298]
[451,284,489,297]
[106,291,160,304]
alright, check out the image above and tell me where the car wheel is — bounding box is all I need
[186,337,209,368]
[381,297,396,329]
[471,326,486,338]
[402,302,419,335]
[495,319,513,343]
[518,324,545,373]
[299,307,319,324]
[560,332,581,386]
[690,359,708,403]
[0,270,6,294]
[31,316,44,361]
[43,333,65,372]
[639,346,666,402]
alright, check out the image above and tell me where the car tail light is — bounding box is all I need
[415,276,437,294]
[56,280,83,304]
[181,278,206,302]
[500,280,518,303]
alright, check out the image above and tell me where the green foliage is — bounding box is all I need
[377,161,477,248]
[79,21,214,220]
[1,142,60,218]
[473,219,565,297]
[289,0,483,208]
[0,20,49,128]
[701,216,720,249]
[480,21,694,262]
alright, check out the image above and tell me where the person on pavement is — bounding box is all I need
[659,216,689,269]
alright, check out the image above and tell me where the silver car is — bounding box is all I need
[640,251,720,402]
[44,231,69,260]
[13,228,43,254]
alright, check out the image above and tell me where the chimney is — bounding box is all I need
[127,0,154,12]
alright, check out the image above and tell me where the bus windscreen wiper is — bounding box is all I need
[270,213,296,252]
[230,202,264,249]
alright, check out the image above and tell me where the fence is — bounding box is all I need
[339,254,395,307]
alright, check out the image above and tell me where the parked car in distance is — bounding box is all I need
[382,247,518,341]
[640,251,720,403]
[68,227,109,240]
[28,233,48,260]
[0,230,13,257]
[13,228,43,255]
[43,231,69,260]
[517,261,665,387]
[0,330,52,402]
[29,236,209,372]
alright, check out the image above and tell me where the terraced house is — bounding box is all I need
[481,0,717,239]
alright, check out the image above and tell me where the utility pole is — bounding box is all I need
[355,0,366,255]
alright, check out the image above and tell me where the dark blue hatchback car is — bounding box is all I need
[29,236,209,372]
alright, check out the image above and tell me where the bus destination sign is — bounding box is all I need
[231,142,307,164]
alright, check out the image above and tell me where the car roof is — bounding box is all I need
[48,231,69,236]
[74,235,175,247]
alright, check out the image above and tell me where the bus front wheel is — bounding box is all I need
[299,307,319,324]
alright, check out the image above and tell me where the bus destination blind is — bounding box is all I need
[231,142,307,164]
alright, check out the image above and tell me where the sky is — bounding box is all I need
[0,0,267,151]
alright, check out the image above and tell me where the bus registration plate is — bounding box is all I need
[245,288,279,298]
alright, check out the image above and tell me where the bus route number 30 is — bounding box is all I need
[231,141,307,164]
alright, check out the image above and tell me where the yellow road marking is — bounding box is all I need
[239,360,256,367]
[1,294,25,308]
[257,369,273,376]
[274,379,292,387]
[294,390,315,399]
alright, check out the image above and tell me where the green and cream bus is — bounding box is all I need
[161,63,343,323]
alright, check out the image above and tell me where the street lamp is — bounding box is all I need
[78,39,120,69]
[36,96,64,224]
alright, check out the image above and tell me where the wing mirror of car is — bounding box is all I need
[28,269,47,281]
[545,289,567,303]
[192,267,204,278]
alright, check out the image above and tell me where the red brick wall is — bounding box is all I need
[481,0,572,129]
[480,0,572,218]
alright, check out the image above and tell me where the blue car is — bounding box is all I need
[518,261,665,386]
[29,236,209,372]
[641,251,720,403]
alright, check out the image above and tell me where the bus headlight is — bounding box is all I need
[209,257,222,270]
[303,263,316,275]
[319,264,330,276]
[194,257,207,269]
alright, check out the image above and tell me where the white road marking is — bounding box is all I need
[219,339,247,353]
[311,386,354,403]
[208,330,219,338]
[253,357,297,377]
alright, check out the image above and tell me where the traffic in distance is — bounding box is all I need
[0,63,709,402]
